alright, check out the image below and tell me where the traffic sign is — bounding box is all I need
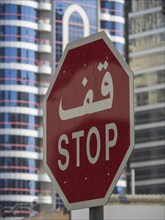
[43,31,134,210]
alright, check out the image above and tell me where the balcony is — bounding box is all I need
[39,170,50,182]
[38,86,48,95]
[38,60,51,74]
[38,195,52,204]
[38,80,49,95]
[38,40,51,53]
[38,19,51,32]
[39,0,51,11]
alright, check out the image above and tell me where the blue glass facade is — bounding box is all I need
[0,48,38,65]
[0,26,38,43]
[0,5,37,24]
[100,0,125,55]
[0,2,39,202]
[0,1,52,217]
[55,0,98,63]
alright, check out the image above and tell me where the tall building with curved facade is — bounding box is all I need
[0,0,126,218]
[100,0,125,56]
[0,0,54,217]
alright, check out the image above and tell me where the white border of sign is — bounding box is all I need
[43,31,134,211]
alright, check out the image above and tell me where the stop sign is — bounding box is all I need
[43,31,134,210]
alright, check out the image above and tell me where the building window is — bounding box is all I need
[136,92,148,106]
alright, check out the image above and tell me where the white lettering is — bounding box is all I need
[72,130,84,167]
[57,123,118,170]
[58,134,69,171]
[86,127,101,164]
[105,123,118,161]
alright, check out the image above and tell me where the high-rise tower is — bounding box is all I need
[100,0,125,56]
[129,0,165,194]
[0,0,54,217]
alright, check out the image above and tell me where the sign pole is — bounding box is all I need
[89,206,104,220]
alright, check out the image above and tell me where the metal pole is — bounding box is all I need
[131,169,135,195]
[89,206,104,220]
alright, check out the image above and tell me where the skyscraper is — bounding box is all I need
[100,0,125,56]
[129,0,165,194]
[0,0,126,218]
[0,0,54,217]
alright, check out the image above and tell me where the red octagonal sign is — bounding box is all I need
[43,32,134,210]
